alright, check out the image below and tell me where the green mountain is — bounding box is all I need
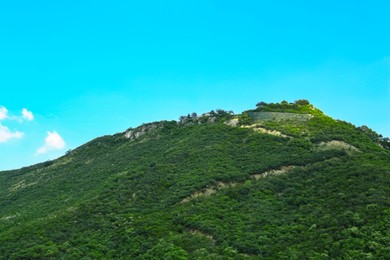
[1,100,389,259]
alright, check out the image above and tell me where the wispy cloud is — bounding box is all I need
[0,106,35,122]
[0,124,24,143]
[36,131,66,154]
[0,106,8,120]
[0,106,25,143]
[22,108,34,121]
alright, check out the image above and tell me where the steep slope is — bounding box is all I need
[0,100,389,259]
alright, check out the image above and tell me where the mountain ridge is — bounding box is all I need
[1,100,389,259]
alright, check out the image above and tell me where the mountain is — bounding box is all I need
[0,100,389,259]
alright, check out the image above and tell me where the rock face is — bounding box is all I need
[225,118,239,127]
[241,124,291,138]
[178,114,217,125]
[317,140,359,153]
[124,122,164,140]
[249,112,313,122]
[125,111,229,141]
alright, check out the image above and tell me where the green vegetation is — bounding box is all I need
[0,100,389,259]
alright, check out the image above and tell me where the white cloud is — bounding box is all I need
[0,106,34,122]
[0,107,8,120]
[22,108,34,121]
[36,131,66,154]
[0,124,24,143]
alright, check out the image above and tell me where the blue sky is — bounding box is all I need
[0,0,389,170]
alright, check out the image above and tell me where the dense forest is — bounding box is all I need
[0,100,389,259]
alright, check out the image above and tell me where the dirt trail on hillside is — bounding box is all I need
[180,140,358,204]
[181,166,297,203]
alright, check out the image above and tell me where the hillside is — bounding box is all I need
[0,100,389,259]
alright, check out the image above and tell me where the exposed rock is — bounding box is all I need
[316,140,359,153]
[181,166,297,203]
[241,124,291,138]
[249,112,313,122]
[179,113,217,125]
[225,118,239,127]
[124,122,163,140]
[207,116,217,124]
[181,182,237,203]
[251,166,296,180]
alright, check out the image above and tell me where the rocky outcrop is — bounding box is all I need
[225,118,239,127]
[124,122,164,140]
[241,124,291,138]
[316,140,359,153]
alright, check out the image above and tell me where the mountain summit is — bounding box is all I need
[1,100,389,259]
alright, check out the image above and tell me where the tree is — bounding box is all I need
[294,99,310,106]
[143,239,188,259]
[256,101,268,107]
